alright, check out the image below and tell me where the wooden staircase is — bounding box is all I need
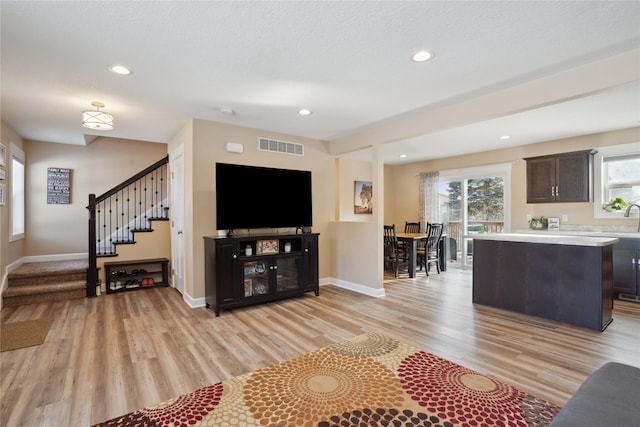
[3,260,88,307]
[87,155,169,296]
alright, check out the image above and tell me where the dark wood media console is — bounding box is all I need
[204,233,319,316]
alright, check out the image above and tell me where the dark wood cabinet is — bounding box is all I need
[204,233,319,316]
[612,238,640,302]
[472,239,613,331]
[525,149,595,203]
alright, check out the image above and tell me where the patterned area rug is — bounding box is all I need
[94,332,560,426]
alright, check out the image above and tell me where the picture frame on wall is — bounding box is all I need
[354,180,373,214]
[0,183,5,206]
[0,143,5,167]
[0,168,6,180]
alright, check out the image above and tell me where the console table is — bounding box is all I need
[204,233,319,316]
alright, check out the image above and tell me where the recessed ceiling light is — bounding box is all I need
[399,154,407,158]
[500,135,511,140]
[298,108,312,116]
[219,107,235,115]
[108,65,131,75]
[411,50,434,62]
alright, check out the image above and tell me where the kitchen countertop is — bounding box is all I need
[468,232,619,247]
[515,229,640,239]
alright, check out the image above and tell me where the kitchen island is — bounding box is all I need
[471,233,618,331]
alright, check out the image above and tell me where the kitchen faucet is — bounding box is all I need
[624,203,640,232]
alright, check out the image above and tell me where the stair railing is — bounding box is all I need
[87,155,169,296]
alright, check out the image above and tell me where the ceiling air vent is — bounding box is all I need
[258,138,304,156]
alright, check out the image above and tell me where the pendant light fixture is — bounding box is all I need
[82,101,114,130]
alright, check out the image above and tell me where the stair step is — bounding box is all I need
[4,280,86,297]
[8,260,88,287]
[2,281,86,307]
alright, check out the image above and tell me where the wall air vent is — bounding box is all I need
[258,138,304,156]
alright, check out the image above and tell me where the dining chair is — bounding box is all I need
[404,221,421,233]
[422,222,444,275]
[383,224,409,277]
[401,221,421,254]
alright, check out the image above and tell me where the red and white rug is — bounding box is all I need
[94,332,560,427]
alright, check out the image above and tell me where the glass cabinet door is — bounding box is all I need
[275,256,300,293]
[242,261,270,298]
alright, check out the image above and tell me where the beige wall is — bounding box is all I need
[0,120,26,279]
[23,137,168,255]
[336,158,373,221]
[385,126,640,230]
[185,119,334,300]
[328,157,384,294]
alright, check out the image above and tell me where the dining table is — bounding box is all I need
[395,232,447,278]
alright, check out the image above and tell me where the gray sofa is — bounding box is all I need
[549,362,640,427]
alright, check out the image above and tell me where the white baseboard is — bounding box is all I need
[183,292,207,308]
[23,253,88,263]
[320,277,386,298]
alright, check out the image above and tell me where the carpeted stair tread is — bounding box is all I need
[4,280,86,297]
[2,289,86,307]
[8,260,88,278]
[8,260,88,287]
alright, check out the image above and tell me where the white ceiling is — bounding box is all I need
[1,1,639,165]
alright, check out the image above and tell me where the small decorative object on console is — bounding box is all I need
[528,216,548,230]
[257,239,278,255]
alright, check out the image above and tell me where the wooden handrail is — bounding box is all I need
[95,155,168,203]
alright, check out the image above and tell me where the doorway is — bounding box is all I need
[170,146,185,294]
[438,164,511,269]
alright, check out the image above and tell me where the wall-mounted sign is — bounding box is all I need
[47,167,72,204]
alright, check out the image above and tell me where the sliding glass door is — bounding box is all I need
[438,164,511,268]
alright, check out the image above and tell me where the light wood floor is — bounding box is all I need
[1,269,639,426]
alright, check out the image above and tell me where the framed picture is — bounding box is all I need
[354,180,373,214]
[0,168,6,180]
[47,167,72,204]
[0,143,5,167]
[257,239,279,255]
[0,184,5,206]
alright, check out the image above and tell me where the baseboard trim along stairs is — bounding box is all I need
[3,260,88,307]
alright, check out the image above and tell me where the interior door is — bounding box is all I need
[170,146,185,294]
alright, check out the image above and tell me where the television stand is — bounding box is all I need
[203,233,319,316]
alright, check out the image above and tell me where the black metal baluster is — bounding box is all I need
[126,185,130,242]
[144,175,148,229]
[134,179,138,231]
[108,196,113,254]
[160,164,165,218]
[151,169,156,219]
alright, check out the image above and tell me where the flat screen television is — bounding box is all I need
[215,163,312,231]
